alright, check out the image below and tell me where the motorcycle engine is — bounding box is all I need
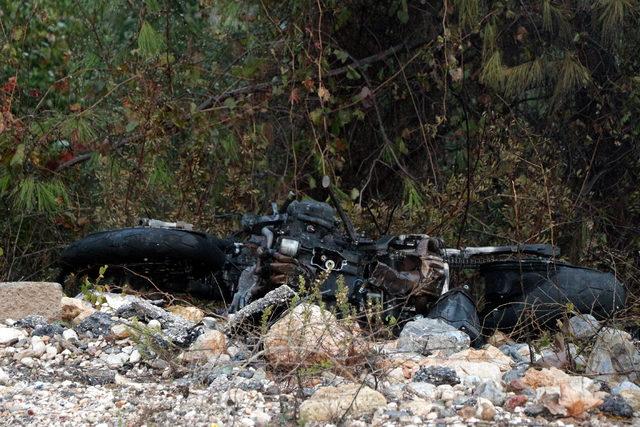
[273,200,367,303]
[228,199,445,316]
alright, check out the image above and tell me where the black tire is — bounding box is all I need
[59,228,227,294]
[479,260,626,333]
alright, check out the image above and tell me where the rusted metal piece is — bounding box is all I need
[269,262,298,274]
[272,252,297,263]
[270,274,288,284]
[371,237,445,298]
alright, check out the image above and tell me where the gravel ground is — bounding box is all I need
[0,295,637,426]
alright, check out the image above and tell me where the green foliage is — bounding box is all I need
[0,0,639,299]
[137,21,165,58]
[551,54,591,106]
[453,0,480,30]
[403,179,425,215]
[335,275,352,318]
[80,265,108,305]
[260,305,274,336]
[595,0,638,43]
[13,178,68,213]
[128,318,177,361]
[298,359,334,378]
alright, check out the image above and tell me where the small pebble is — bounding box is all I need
[129,349,141,364]
[62,329,78,341]
[147,320,161,330]
[20,357,35,368]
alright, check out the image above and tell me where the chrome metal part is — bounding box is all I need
[279,238,300,257]
[261,227,274,249]
[441,262,450,295]
[138,218,193,231]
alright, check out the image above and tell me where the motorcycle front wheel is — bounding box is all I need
[58,227,229,298]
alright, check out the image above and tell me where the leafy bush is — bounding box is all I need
[1,0,638,301]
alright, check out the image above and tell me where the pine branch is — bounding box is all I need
[60,37,431,172]
[55,135,138,171]
[196,37,430,111]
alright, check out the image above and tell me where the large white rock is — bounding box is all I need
[263,303,362,369]
[30,336,46,357]
[129,349,141,364]
[523,366,604,417]
[181,330,227,362]
[0,367,9,385]
[406,382,437,399]
[612,380,640,395]
[415,345,513,384]
[523,366,597,391]
[61,297,95,324]
[398,317,470,356]
[299,383,387,422]
[619,389,640,411]
[62,329,78,341]
[102,352,130,369]
[0,327,26,345]
[586,327,640,384]
[561,314,600,339]
[110,324,131,339]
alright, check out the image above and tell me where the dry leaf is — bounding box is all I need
[540,391,567,416]
[2,76,17,93]
[358,86,373,108]
[558,381,602,418]
[516,26,528,42]
[449,67,463,82]
[478,93,492,106]
[303,78,315,92]
[359,86,372,99]
[289,87,300,104]
[334,138,347,152]
[317,85,331,102]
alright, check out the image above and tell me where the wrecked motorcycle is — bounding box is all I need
[58,184,626,342]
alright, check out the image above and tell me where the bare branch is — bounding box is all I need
[197,37,430,111]
[56,135,137,171]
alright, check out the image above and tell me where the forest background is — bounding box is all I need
[1,0,639,297]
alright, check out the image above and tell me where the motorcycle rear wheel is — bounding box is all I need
[479,259,626,333]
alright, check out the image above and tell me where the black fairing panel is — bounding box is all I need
[428,288,482,346]
[480,260,626,331]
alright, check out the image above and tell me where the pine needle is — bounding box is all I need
[542,0,572,40]
[138,21,165,58]
[12,178,68,213]
[503,58,546,98]
[0,171,11,196]
[543,0,553,32]
[595,0,638,43]
[480,51,504,91]
[14,177,36,212]
[551,53,591,107]
[454,0,480,30]
[482,21,497,59]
